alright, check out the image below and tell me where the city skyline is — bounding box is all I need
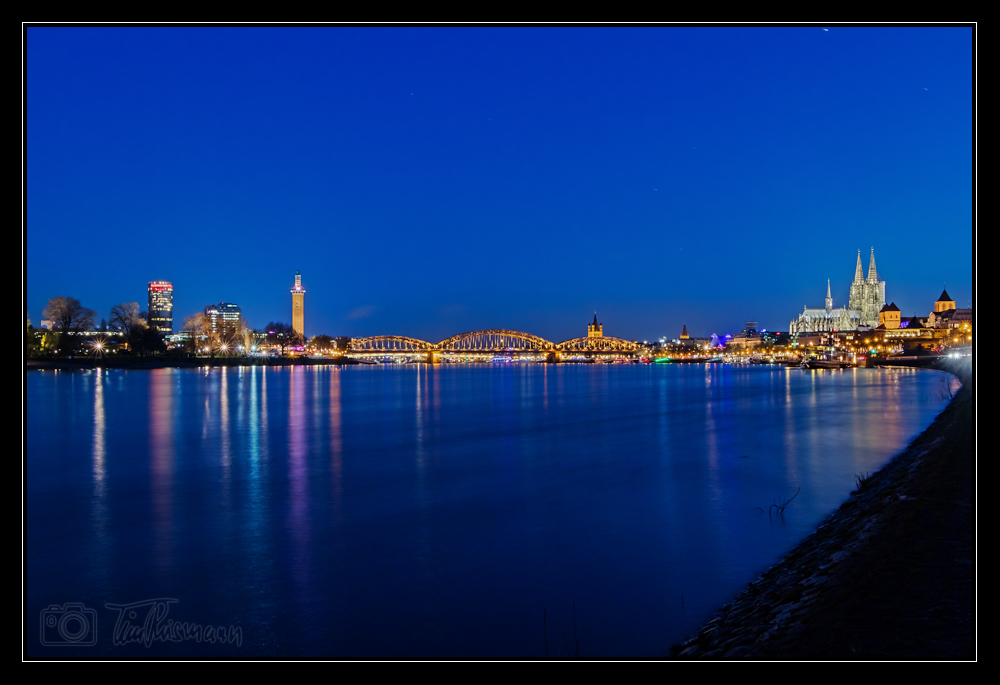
[25,26,974,341]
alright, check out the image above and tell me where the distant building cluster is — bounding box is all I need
[37,271,306,352]
[689,247,975,361]
[870,289,974,352]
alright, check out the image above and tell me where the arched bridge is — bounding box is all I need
[438,330,553,351]
[556,336,641,352]
[350,335,437,352]
[348,330,640,353]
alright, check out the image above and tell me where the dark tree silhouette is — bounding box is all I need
[43,296,96,333]
[265,322,303,356]
[43,296,96,355]
[109,302,147,354]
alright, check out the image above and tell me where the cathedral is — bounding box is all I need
[789,249,886,334]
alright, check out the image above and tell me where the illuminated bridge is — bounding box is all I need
[349,329,640,358]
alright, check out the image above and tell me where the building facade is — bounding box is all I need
[789,249,886,334]
[726,321,763,351]
[206,303,241,337]
[878,302,901,329]
[147,281,174,336]
[291,271,305,339]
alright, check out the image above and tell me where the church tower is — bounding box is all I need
[291,270,305,339]
[680,324,689,340]
[934,288,956,313]
[825,279,833,311]
[587,312,603,338]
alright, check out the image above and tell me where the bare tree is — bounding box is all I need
[238,319,258,356]
[43,296,96,333]
[42,296,96,355]
[181,312,212,355]
[109,302,147,353]
[201,305,226,356]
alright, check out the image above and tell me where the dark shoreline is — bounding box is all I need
[671,359,975,659]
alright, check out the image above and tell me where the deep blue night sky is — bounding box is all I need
[25,26,973,342]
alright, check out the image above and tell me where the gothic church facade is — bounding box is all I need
[789,249,886,334]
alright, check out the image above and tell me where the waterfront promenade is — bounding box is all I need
[672,360,975,659]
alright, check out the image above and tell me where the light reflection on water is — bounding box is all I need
[26,364,957,657]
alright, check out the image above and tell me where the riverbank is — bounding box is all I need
[671,360,975,659]
[25,356,362,370]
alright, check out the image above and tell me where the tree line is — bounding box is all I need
[27,296,351,358]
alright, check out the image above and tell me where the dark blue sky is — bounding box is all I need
[26,26,973,342]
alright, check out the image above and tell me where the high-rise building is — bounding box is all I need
[206,303,241,337]
[291,271,305,338]
[148,281,174,335]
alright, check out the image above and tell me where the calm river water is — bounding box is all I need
[25,363,959,657]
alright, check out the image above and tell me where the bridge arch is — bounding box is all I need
[555,336,639,352]
[437,329,554,351]
[350,335,436,352]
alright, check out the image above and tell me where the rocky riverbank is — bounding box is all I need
[672,361,975,659]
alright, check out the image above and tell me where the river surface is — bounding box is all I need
[24,363,959,657]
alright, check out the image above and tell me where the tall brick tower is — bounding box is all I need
[291,270,305,339]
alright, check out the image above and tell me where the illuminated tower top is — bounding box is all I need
[680,324,689,340]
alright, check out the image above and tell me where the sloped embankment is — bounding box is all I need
[673,364,974,659]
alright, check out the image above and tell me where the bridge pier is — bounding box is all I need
[426,350,440,364]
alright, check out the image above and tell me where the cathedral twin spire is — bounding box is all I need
[854,248,878,283]
[867,247,878,282]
